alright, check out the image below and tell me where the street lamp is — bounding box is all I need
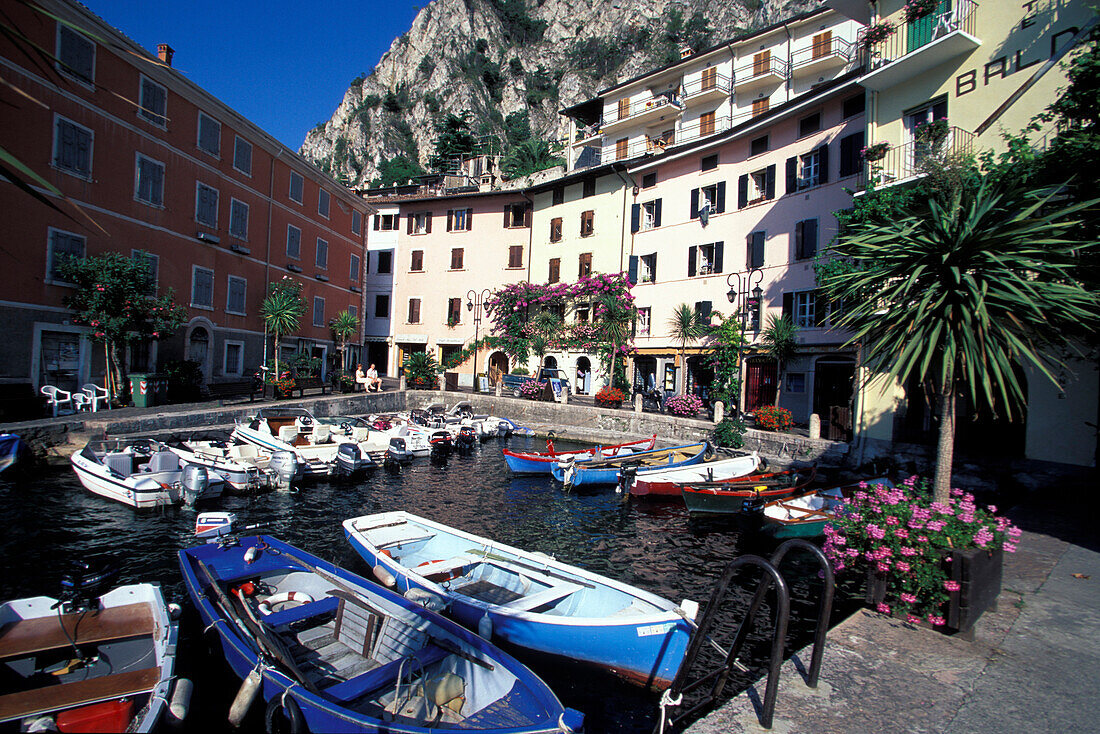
[725,269,764,415]
[467,288,490,392]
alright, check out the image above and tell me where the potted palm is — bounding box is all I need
[403,352,442,390]
[329,309,360,391]
[260,277,305,396]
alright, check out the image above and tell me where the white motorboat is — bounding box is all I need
[164,431,302,491]
[71,438,223,509]
[232,408,386,477]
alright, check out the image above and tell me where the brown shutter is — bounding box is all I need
[446,210,453,232]
[754,50,770,76]
[407,213,413,234]
[702,66,716,91]
[618,98,630,121]
[813,31,831,59]
[467,208,474,231]
[752,98,770,117]
[425,212,432,233]
[524,203,532,228]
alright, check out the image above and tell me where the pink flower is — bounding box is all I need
[972,527,994,548]
[987,504,997,513]
[906,614,921,625]
[885,516,900,526]
[1003,542,1017,553]
[895,561,910,573]
[951,488,964,497]
[927,615,946,626]
[866,524,885,540]
[943,580,960,592]
[876,602,891,614]
[899,546,918,556]
[876,561,891,573]
[900,592,917,604]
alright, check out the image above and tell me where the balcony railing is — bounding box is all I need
[856,126,976,190]
[733,55,790,90]
[791,36,854,72]
[681,72,732,101]
[604,113,734,162]
[573,142,604,171]
[858,0,978,73]
[602,93,683,129]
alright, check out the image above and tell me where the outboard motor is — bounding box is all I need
[497,419,512,437]
[180,464,209,507]
[618,466,638,495]
[195,511,238,540]
[336,443,362,476]
[456,425,477,451]
[58,558,120,613]
[410,410,428,427]
[268,450,298,491]
[386,437,410,465]
[429,430,453,454]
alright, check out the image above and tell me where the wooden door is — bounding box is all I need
[812,31,832,58]
[701,66,717,91]
[745,358,777,413]
[753,50,771,76]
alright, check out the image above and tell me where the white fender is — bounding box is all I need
[257,591,314,616]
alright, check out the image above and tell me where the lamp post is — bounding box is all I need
[725,269,764,415]
[466,288,490,392]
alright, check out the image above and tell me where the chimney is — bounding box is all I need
[679,45,694,59]
[157,43,174,67]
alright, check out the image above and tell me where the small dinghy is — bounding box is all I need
[624,451,763,498]
[0,433,31,476]
[0,560,180,732]
[680,466,817,515]
[550,442,710,487]
[71,437,223,508]
[502,435,656,474]
[758,477,894,538]
[344,512,698,691]
[179,534,582,733]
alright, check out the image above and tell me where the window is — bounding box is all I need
[229,199,249,239]
[617,98,630,121]
[701,154,719,171]
[223,341,244,376]
[583,179,596,198]
[57,25,94,85]
[750,135,769,157]
[410,250,424,271]
[375,294,390,318]
[694,300,713,324]
[578,252,592,277]
[313,296,325,327]
[575,303,590,323]
[580,210,594,237]
[131,250,158,293]
[699,111,716,136]
[752,98,770,117]
[639,253,657,283]
[799,112,822,138]
[691,182,726,220]
[447,208,472,232]
[226,275,247,315]
[47,229,85,284]
[352,210,362,235]
[786,145,829,192]
[843,93,866,119]
[375,213,398,230]
[135,154,165,206]
[701,66,717,91]
[786,373,806,393]
[795,219,818,260]
[232,135,251,176]
[504,203,527,228]
[318,188,330,218]
[195,183,218,227]
[348,304,357,320]
[688,242,723,276]
[508,245,523,269]
[53,116,92,178]
[631,200,662,233]
[191,266,214,309]
[637,307,651,335]
[548,258,560,284]
[793,291,816,328]
[738,165,776,208]
[906,97,949,160]
[377,251,392,274]
[641,172,657,189]
[138,76,167,126]
[447,298,462,325]
[549,217,563,243]
[315,238,328,269]
[552,187,564,206]
[409,211,431,234]
[747,231,765,269]
[289,171,304,203]
[450,248,464,270]
[616,138,628,160]
[286,225,301,259]
[349,253,361,282]
[407,298,421,324]
[197,112,220,156]
[839,131,865,178]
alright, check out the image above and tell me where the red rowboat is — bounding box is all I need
[502,434,657,474]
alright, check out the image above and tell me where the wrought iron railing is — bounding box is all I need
[602,93,683,127]
[681,72,732,99]
[856,125,976,190]
[858,0,978,71]
[791,35,854,70]
[733,54,790,84]
[605,113,733,161]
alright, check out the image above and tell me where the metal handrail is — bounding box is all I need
[858,0,979,71]
[791,36,854,69]
[857,125,975,190]
[603,93,683,127]
[681,72,732,98]
[733,55,790,83]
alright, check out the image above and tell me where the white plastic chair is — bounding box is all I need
[40,385,73,417]
[82,383,110,412]
[71,392,91,412]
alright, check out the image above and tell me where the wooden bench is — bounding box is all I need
[292,376,329,397]
[0,602,155,659]
[206,379,257,403]
[0,666,161,721]
[501,582,582,612]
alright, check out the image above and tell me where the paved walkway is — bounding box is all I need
[685,481,1100,733]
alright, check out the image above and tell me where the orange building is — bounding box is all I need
[0,0,369,403]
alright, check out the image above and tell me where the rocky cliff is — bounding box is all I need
[300,0,818,188]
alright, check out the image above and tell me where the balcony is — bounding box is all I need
[855,126,976,191]
[681,72,732,107]
[573,142,604,171]
[733,55,789,94]
[858,0,981,92]
[791,36,854,78]
[601,94,684,134]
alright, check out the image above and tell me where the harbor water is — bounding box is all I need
[0,435,848,733]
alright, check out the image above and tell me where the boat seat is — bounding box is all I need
[331,591,383,657]
[0,666,161,721]
[143,451,179,474]
[262,595,341,629]
[233,443,258,460]
[359,521,436,549]
[103,452,133,477]
[351,427,371,442]
[412,555,477,579]
[322,643,449,703]
[278,425,299,443]
[0,602,155,660]
[501,583,582,612]
[310,425,332,444]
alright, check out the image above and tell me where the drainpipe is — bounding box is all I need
[263,151,280,371]
[783,22,793,106]
[613,163,638,388]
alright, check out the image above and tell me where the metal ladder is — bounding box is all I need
[656,539,835,732]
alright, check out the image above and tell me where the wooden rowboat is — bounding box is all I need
[680,466,818,515]
[759,477,894,538]
[550,442,710,487]
[502,435,656,474]
[625,452,763,498]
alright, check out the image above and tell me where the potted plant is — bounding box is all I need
[754,405,793,431]
[863,20,895,47]
[520,379,547,400]
[665,393,705,417]
[861,141,891,162]
[273,374,296,398]
[403,352,442,390]
[914,118,949,148]
[824,478,1020,633]
[904,0,943,23]
[594,386,625,408]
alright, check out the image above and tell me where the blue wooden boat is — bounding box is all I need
[179,535,582,734]
[549,441,710,487]
[343,512,699,692]
[502,435,656,474]
[0,433,30,475]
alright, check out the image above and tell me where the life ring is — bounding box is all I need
[258,591,314,616]
[264,691,305,734]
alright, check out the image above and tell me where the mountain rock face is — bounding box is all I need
[300,0,817,187]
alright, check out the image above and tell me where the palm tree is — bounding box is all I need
[760,314,798,407]
[260,278,305,379]
[501,139,565,179]
[593,292,635,389]
[329,309,360,374]
[403,351,442,388]
[823,179,1098,501]
[528,311,562,368]
[667,303,706,395]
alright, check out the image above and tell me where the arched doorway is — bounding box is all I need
[488,351,509,385]
[543,356,558,370]
[575,356,592,395]
[814,357,856,441]
[186,325,211,381]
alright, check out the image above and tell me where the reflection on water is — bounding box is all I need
[0,436,838,733]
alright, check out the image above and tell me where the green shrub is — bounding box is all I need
[712,417,747,448]
[418,56,436,77]
[755,405,793,432]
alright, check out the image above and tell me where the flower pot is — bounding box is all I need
[866,547,1003,634]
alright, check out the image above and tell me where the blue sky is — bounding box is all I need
[85,0,423,150]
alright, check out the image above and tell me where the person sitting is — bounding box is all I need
[355,364,368,392]
[366,364,383,392]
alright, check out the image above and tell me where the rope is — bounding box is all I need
[657,689,683,734]
[558,712,576,733]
